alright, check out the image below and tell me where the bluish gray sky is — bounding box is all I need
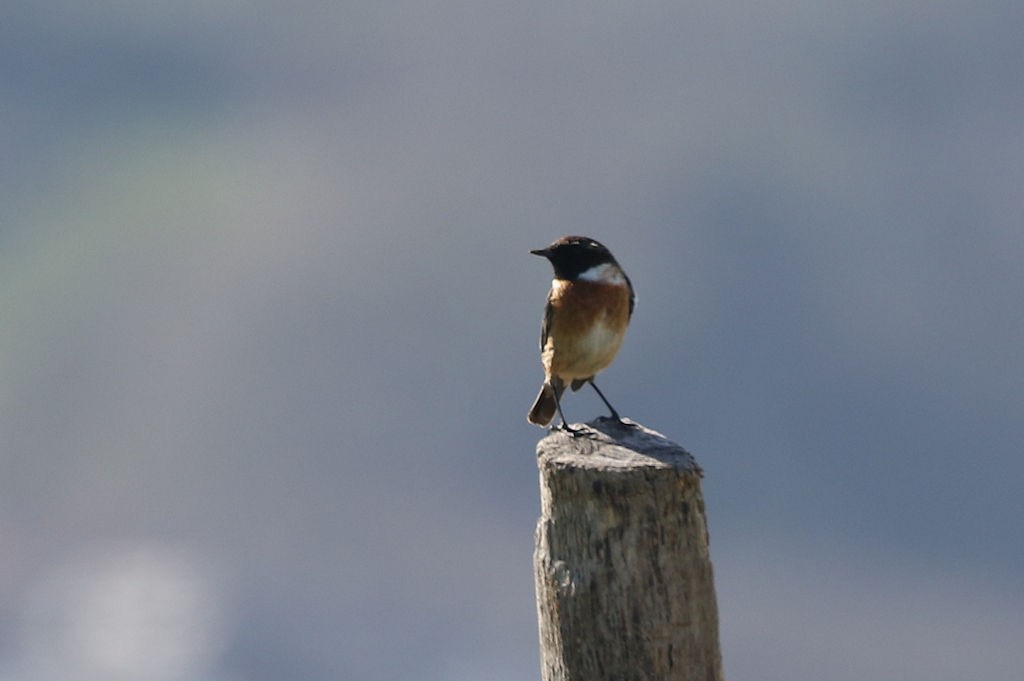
[3,2,1023,679]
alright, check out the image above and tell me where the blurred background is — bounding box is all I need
[3,1,1023,679]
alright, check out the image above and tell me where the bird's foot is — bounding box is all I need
[554,422,587,438]
[599,414,637,429]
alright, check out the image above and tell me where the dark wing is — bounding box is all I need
[625,271,636,319]
[539,293,555,351]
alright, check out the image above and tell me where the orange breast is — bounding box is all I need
[542,280,631,380]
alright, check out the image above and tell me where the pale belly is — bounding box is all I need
[543,320,625,380]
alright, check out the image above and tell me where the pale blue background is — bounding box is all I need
[3,2,1023,679]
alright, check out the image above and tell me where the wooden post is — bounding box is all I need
[534,418,723,681]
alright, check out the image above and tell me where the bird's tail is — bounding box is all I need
[527,382,562,426]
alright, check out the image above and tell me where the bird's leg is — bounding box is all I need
[551,380,584,437]
[588,380,629,425]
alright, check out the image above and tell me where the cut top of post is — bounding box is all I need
[535,418,702,476]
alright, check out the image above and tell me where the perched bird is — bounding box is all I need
[527,236,635,433]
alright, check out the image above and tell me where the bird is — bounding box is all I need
[527,236,635,434]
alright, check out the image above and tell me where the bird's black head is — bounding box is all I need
[530,236,619,280]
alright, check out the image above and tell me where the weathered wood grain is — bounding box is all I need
[534,418,722,681]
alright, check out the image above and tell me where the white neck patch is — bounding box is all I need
[577,262,626,284]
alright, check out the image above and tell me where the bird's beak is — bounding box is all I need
[530,247,549,257]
